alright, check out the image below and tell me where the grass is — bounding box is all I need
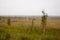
[0,25,60,40]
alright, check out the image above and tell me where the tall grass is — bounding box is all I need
[0,25,60,40]
[0,29,10,40]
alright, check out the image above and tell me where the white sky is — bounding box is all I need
[0,0,60,16]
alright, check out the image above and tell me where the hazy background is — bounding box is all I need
[0,0,60,16]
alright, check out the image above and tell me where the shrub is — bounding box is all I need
[7,17,11,25]
[41,10,48,33]
[0,16,1,20]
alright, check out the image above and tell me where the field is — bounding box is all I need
[0,16,60,40]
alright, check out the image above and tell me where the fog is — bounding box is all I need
[0,0,60,16]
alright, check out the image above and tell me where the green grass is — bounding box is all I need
[0,25,60,40]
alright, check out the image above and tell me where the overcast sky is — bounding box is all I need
[0,0,60,16]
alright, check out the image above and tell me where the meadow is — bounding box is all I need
[0,16,60,40]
